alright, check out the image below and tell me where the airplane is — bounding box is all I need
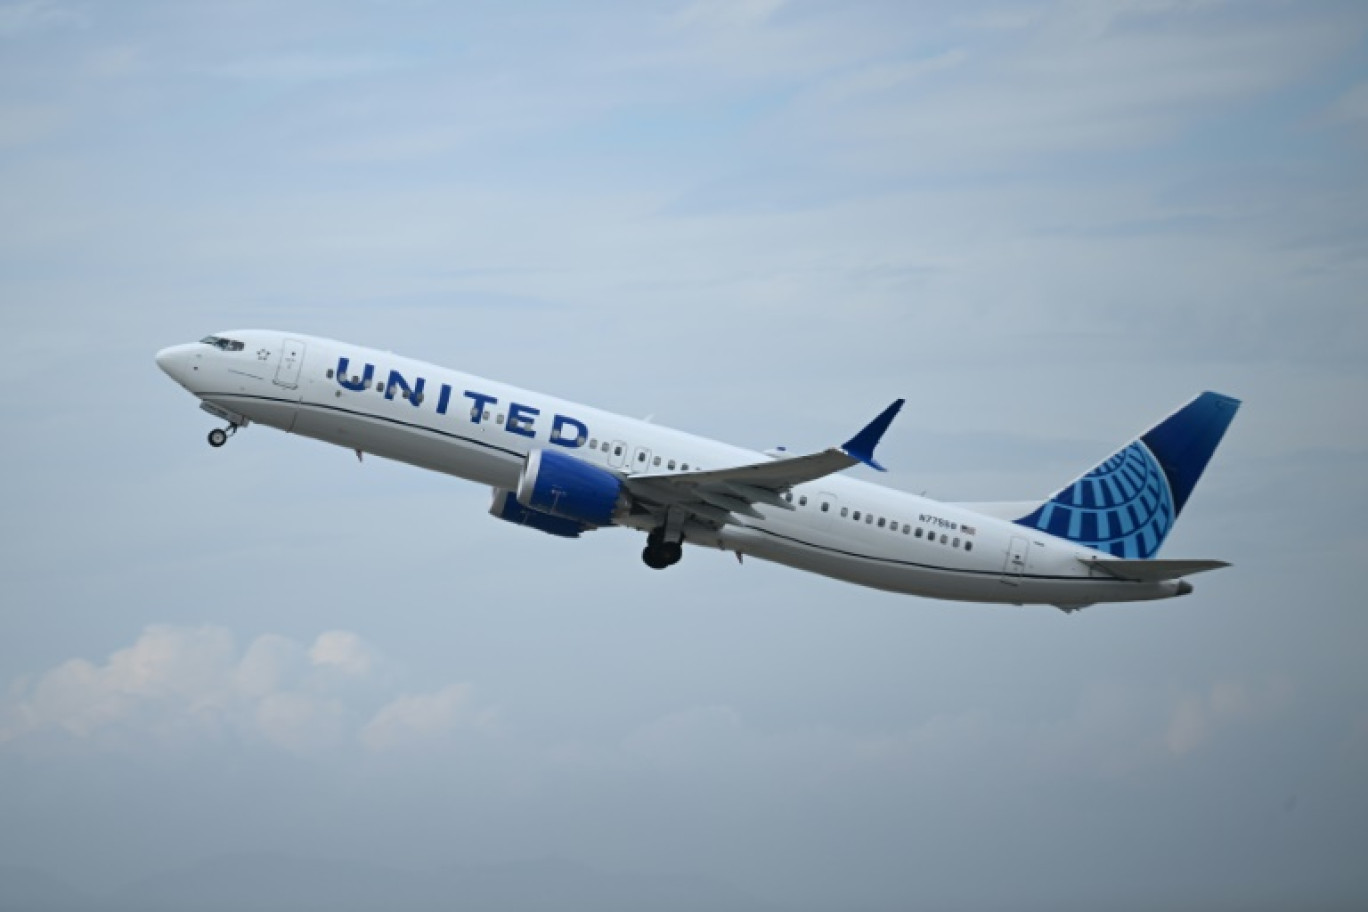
[155,331,1240,611]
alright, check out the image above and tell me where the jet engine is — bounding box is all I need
[515,448,625,527]
[489,489,588,538]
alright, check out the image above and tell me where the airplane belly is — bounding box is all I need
[290,400,521,488]
[719,525,972,599]
[717,525,1178,606]
[205,393,299,433]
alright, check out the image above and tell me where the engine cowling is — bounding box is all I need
[515,448,624,527]
[489,489,587,538]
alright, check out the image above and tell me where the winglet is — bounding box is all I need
[841,399,905,472]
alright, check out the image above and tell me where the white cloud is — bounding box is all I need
[360,684,493,752]
[0,626,483,756]
[235,634,300,698]
[308,630,374,677]
[256,691,345,754]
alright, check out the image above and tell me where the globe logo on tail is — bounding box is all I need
[1015,440,1175,559]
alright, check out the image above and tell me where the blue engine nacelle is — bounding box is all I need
[489,489,588,538]
[516,448,624,527]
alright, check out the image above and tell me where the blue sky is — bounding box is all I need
[1,1,1366,909]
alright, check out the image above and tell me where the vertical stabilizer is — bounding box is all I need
[1013,392,1240,558]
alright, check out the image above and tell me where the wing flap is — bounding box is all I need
[633,447,857,492]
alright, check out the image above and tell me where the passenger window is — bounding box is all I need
[471,407,480,420]
[965,541,973,552]
[682,463,689,470]
[614,446,623,456]
[853,511,861,521]
[902,524,909,535]
[351,376,360,385]
[326,369,334,379]
[877,518,885,528]
[953,538,960,548]
[653,456,661,466]
[840,507,848,517]
[483,410,491,421]
[668,460,676,470]
[638,452,647,462]
[940,534,948,544]
[866,515,874,524]
[915,528,923,538]
[376,382,384,392]
[799,496,808,506]
[402,389,410,400]
[497,413,505,424]
[821,502,829,512]
[590,438,599,449]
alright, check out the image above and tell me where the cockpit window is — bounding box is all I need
[199,335,245,352]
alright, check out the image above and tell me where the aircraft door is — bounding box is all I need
[1001,536,1031,585]
[631,446,652,474]
[274,338,306,389]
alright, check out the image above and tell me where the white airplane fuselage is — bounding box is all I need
[155,331,1201,608]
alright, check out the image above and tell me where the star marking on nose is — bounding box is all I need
[257,349,271,360]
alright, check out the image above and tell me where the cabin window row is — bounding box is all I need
[781,494,973,551]
[325,369,427,404]
[585,438,697,473]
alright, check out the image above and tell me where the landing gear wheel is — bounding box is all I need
[642,537,684,570]
[208,428,229,448]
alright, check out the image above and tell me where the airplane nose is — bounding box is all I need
[155,344,196,386]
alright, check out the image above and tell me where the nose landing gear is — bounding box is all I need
[207,424,240,448]
[201,403,249,448]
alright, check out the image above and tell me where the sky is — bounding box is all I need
[1,0,1366,908]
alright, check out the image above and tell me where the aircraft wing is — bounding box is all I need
[1079,558,1231,582]
[624,400,904,525]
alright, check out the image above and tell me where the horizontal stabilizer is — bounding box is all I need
[1080,558,1230,583]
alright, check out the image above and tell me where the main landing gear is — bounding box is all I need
[642,528,683,570]
[207,424,239,448]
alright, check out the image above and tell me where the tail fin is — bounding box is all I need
[1014,392,1240,558]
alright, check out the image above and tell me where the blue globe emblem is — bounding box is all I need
[1017,441,1175,558]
